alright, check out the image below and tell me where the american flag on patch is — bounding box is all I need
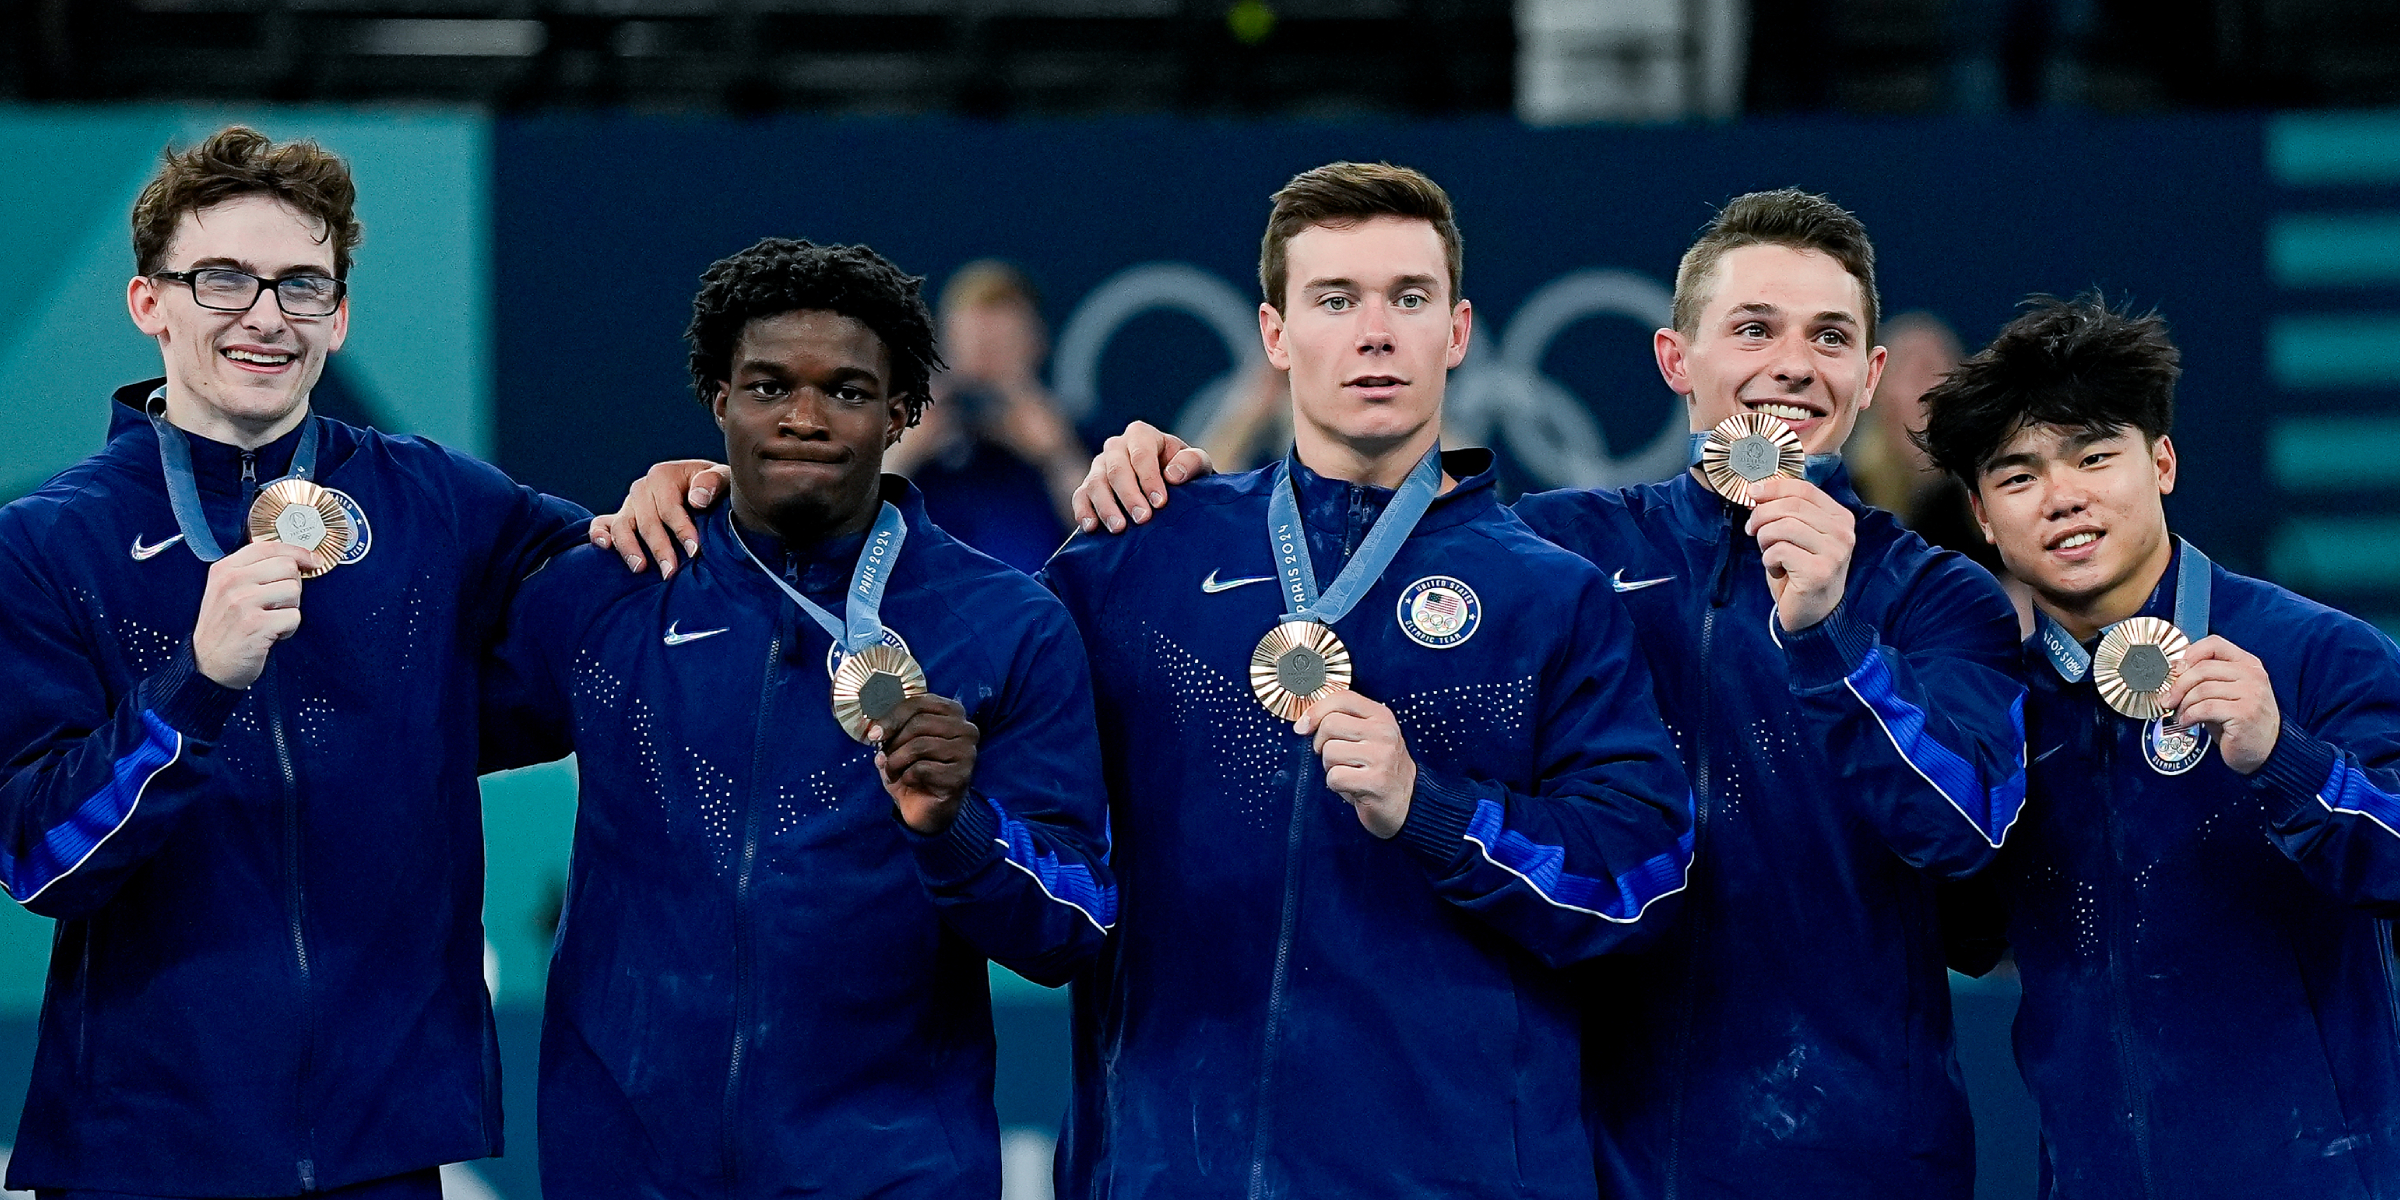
[1418,589,1464,632]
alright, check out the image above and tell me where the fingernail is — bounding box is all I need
[1167,468,1186,483]
[624,555,643,571]
[1149,491,1165,505]
[594,534,612,549]
[1081,518,1098,532]
[1132,507,1149,521]
[661,562,675,579]
[1106,517,1123,532]
[684,539,699,556]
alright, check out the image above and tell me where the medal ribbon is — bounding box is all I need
[146,387,320,564]
[2037,536,2213,684]
[734,501,908,653]
[1266,446,1442,625]
[1685,431,1843,486]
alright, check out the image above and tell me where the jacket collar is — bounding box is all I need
[1284,446,1497,537]
[708,473,928,596]
[110,377,307,495]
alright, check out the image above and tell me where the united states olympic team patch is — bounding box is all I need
[1397,575,1480,649]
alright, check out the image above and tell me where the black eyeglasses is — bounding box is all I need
[152,268,347,317]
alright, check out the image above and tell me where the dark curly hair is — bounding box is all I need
[685,238,942,426]
[1917,292,2180,487]
[133,125,363,279]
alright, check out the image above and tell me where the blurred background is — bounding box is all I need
[2,1,2398,1196]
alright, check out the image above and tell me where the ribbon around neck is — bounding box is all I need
[734,501,908,654]
[146,386,319,564]
[2037,536,2212,684]
[1266,446,1442,626]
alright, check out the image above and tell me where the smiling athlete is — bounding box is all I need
[1077,189,2029,1198]
[1926,295,2400,1199]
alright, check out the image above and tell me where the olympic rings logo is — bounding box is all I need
[1050,262,1686,489]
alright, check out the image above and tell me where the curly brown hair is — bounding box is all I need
[131,126,363,280]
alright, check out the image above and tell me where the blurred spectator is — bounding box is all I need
[1847,311,2004,574]
[1195,358,1293,473]
[887,260,1089,574]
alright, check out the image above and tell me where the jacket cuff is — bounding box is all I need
[1394,767,1482,871]
[2248,720,2340,825]
[1782,604,1876,691]
[908,788,1005,884]
[141,645,245,741]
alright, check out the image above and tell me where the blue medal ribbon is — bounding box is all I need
[2036,536,2212,684]
[1266,446,1442,625]
[1685,430,1843,487]
[734,501,909,653]
[145,386,319,564]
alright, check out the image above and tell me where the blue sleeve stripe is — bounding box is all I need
[1841,648,2028,848]
[0,711,182,905]
[1462,796,1693,924]
[986,796,1118,933]
[2319,758,2400,840]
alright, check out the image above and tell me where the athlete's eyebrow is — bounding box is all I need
[1387,273,1441,292]
[1811,310,1860,328]
[1300,276,1358,294]
[182,254,335,278]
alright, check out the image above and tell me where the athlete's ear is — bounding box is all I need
[1259,302,1291,372]
[127,274,168,337]
[1966,484,1996,545]
[1654,327,1694,398]
[1445,299,1472,370]
[1856,342,1887,416]
[710,382,729,429]
[2152,434,2176,496]
[885,395,911,447]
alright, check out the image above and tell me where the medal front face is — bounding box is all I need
[2092,616,2189,720]
[247,478,355,578]
[1699,412,1806,507]
[1250,620,1353,721]
[831,642,929,743]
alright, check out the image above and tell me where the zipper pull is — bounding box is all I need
[240,451,259,506]
[1709,509,1740,608]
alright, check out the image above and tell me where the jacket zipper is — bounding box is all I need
[2098,703,2156,1199]
[1246,760,1314,1200]
[1664,505,1741,1200]
[248,454,318,1193]
[723,621,783,1191]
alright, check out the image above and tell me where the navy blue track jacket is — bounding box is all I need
[0,381,587,1195]
[1040,449,1696,1200]
[1513,466,2026,1199]
[1948,542,2400,1199]
[481,478,1115,1198]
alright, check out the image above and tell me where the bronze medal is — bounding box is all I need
[246,478,355,578]
[2092,616,2189,720]
[830,642,929,743]
[1699,411,1806,507]
[1249,620,1353,721]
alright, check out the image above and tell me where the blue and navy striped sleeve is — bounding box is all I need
[1780,550,2027,878]
[907,584,1115,987]
[1392,568,1695,967]
[2251,614,2400,911]
[0,524,242,919]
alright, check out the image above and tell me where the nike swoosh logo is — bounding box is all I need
[1201,570,1275,594]
[663,621,729,647]
[129,533,185,562]
[1611,568,1674,593]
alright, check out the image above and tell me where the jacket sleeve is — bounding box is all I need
[906,592,1115,987]
[2248,615,2400,911]
[1780,553,2028,879]
[416,441,593,640]
[475,551,595,775]
[1388,572,1695,967]
[0,534,246,919]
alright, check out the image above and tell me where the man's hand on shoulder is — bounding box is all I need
[589,460,731,578]
[1071,421,1216,535]
[192,542,313,689]
[871,695,982,834]
[1296,691,1417,839]
[2159,635,2282,774]
[1747,475,1856,634]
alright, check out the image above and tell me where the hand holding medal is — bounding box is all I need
[868,693,982,834]
[2155,634,2283,774]
[246,478,356,578]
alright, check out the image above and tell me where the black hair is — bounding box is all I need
[1917,292,2180,487]
[685,237,942,425]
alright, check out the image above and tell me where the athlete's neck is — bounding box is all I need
[2032,526,2176,643]
[731,489,879,550]
[162,386,310,451]
[1290,418,1451,492]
